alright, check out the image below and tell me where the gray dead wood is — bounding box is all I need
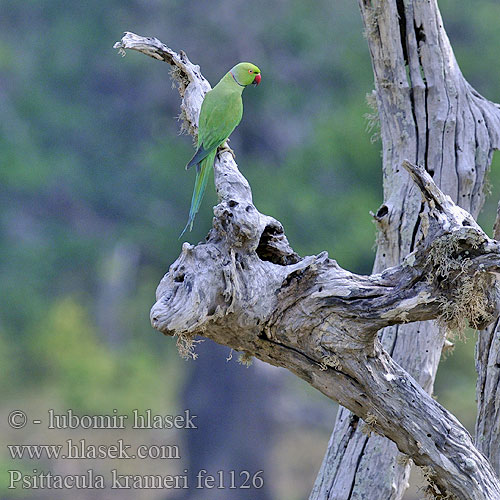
[114,32,500,499]
[311,1,500,498]
[475,202,500,475]
[476,301,500,479]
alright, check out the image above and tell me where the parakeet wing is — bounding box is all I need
[186,145,210,170]
[197,88,243,153]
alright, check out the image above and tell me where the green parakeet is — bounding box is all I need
[180,62,261,236]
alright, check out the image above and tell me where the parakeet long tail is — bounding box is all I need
[179,150,217,238]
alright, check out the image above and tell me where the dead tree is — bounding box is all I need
[114,1,500,496]
[312,1,500,498]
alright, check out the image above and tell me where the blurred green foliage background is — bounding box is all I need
[1,0,500,499]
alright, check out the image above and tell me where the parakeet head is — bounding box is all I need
[229,62,261,86]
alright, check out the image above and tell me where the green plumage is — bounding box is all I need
[180,62,261,237]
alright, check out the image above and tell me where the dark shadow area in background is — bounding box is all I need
[173,340,276,500]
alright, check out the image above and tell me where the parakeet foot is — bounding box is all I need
[218,145,236,160]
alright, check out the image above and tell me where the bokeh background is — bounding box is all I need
[1,1,500,499]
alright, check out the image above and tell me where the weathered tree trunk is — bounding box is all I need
[476,297,500,478]
[114,28,500,499]
[475,207,500,476]
[311,1,500,498]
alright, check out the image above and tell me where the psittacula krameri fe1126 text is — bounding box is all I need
[180,62,261,237]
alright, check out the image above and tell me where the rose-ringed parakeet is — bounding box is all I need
[180,62,261,237]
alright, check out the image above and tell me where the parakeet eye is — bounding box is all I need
[248,69,253,73]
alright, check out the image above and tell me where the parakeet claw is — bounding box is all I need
[218,145,236,160]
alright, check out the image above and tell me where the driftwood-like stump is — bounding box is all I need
[114,31,500,500]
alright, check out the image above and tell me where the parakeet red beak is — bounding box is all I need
[253,73,261,85]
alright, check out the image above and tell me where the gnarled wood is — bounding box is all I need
[114,33,500,499]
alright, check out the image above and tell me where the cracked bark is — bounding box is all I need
[114,24,500,500]
[476,305,500,477]
[311,1,500,498]
[475,203,500,476]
